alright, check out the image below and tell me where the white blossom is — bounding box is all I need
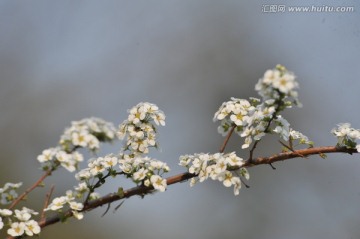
[24,220,41,236]
[150,175,167,192]
[7,222,25,237]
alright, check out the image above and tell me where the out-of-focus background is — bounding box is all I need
[0,0,359,238]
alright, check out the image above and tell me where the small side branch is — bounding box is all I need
[40,185,55,222]
[219,124,236,153]
[9,169,53,210]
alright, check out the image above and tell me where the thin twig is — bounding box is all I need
[8,169,53,210]
[278,140,306,158]
[219,124,236,153]
[40,185,55,222]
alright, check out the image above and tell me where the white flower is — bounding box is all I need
[262,69,280,85]
[75,168,92,181]
[133,168,148,181]
[233,177,241,195]
[273,116,290,141]
[87,135,100,150]
[332,123,360,149]
[89,192,101,200]
[189,178,197,187]
[72,151,84,162]
[24,220,41,236]
[20,207,38,216]
[150,175,167,192]
[60,160,77,173]
[74,182,89,194]
[46,196,67,211]
[37,148,56,163]
[55,151,71,163]
[241,136,252,149]
[153,112,165,126]
[7,222,25,237]
[218,171,233,187]
[0,209,12,216]
[272,72,297,94]
[71,131,89,147]
[69,201,84,211]
[88,158,106,176]
[72,210,84,220]
[0,182,23,194]
[102,155,118,168]
[117,123,127,140]
[226,153,244,167]
[290,129,313,146]
[128,107,145,125]
[65,190,75,201]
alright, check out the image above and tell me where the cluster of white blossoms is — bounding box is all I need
[0,207,40,237]
[179,152,249,195]
[332,123,360,152]
[119,154,170,192]
[45,190,84,220]
[37,118,117,172]
[118,102,165,154]
[37,147,84,172]
[46,103,169,221]
[0,183,41,237]
[46,154,119,219]
[289,129,314,147]
[117,103,169,191]
[188,66,314,195]
[60,117,117,152]
[214,65,309,150]
[255,64,300,105]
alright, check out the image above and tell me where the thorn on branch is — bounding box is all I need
[101,203,111,217]
[240,177,250,188]
[269,163,276,170]
[113,201,125,213]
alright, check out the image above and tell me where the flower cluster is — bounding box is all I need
[37,147,84,172]
[116,103,170,192]
[75,154,118,181]
[214,66,307,150]
[332,123,360,152]
[60,117,117,152]
[37,117,117,172]
[255,64,300,106]
[0,207,40,237]
[289,129,314,147]
[0,182,22,205]
[179,152,248,195]
[119,154,170,192]
[46,103,169,221]
[0,183,41,237]
[45,190,84,220]
[118,102,165,154]
[46,154,120,219]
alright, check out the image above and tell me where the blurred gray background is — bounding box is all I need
[0,0,359,238]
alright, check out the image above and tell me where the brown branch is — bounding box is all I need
[40,185,55,222]
[219,124,236,153]
[39,145,358,230]
[8,169,53,210]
